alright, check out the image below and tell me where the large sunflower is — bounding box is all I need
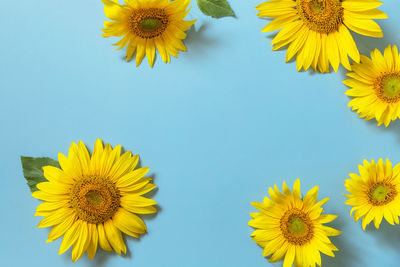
[248,179,341,267]
[101,0,196,67]
[345,159,400,230]
[256,0,387,73]
[32,139,157,262]
[344,44,400,127]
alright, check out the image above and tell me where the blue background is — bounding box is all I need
[1,0,400,266]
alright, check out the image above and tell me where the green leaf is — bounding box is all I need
[20,156,60,192]
[196,0,235,18]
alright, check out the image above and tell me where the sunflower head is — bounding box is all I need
[101,0,196,67]
[248,179,341,267]
[256,0,387,73]
[345,45,400,127]
[297,0,344,34]
[128,7,170,39]
[345,159,400,230]
[70,175,121,224]
[32,139,157,262]
[375,72,400,103]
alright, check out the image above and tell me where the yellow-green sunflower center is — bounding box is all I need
[280,209,314,245]
[70,176,120,224]
[374,73,400,103]
[141,18,161,31]
[310,0,324,14]
[368,182,397,206]
[85,190,105,208]
[129,8,169,39]
[297,0,344,34]
[288,217,307,234]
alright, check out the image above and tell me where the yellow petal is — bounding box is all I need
[292,179,301,199]
[71,221,90,262]
[47,214,77,242]
[286,26,309,62]
[104,220,127,255]
[283,245,295,267]
[97,223,113,252]
[36,181,69,195]
[326,33,340,72]
[113,208,147,237]
[43,166,74,184]
[59,220,82,255]
[146,39,156,67]
[344,13,383,38]
[37,208,74,228]
[136,39,147,67]
[116,167,150,188]
[339,25,360,62]
[86,223,98,260]
[342,0,383,12]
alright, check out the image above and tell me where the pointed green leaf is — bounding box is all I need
[196,0,235,18]
[21,156,60,192]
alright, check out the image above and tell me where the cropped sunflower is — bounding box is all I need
[32,139,157,262]
[101,0,196,67]
[249,179,341,267]
[345,45,400,127]
[256,0,387,73]
[345,159,400,230]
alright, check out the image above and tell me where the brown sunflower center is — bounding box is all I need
[70,176,120,224]
[374,72,400,103]
[129,8,169,39]
[280,209,314,245]
[297,0,344,34]
[368,182,397,206]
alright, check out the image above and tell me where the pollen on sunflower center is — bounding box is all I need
[310,0,324,14]
[70,176,120,224]
[129,8,169,39]
[297,0,344,34]
[368,182,397,206]
[280,209,313,245]
[374,72,400,103]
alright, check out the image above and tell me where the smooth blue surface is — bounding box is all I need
[1,0,400,266]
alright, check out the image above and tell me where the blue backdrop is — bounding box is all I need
[1,0,400,266]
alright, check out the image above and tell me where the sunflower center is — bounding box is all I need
[384,77,400,96]
[288,217,307,234]
[368,182,397,206]
[85,190,105,208]
[141,18,161,31]
[280,209,313,245]
[70,176,120,224]
[310,1,324,14]
[297,0,344,34]
[129,8,169,39]
[374,73,400,103]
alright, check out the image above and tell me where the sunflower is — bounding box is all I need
[101,0,196,67]
[256,0,387,73]
[344,45,400,127]
[345,159,400,230]
[32,139,157,262]
[248,179,341,267]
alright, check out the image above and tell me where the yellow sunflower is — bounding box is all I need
[345,159,400,230]
[32,139,157,262]
[249,179,341,267]
[256,0,387,73]
[344,44,400,127]
[101,0,196,67]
